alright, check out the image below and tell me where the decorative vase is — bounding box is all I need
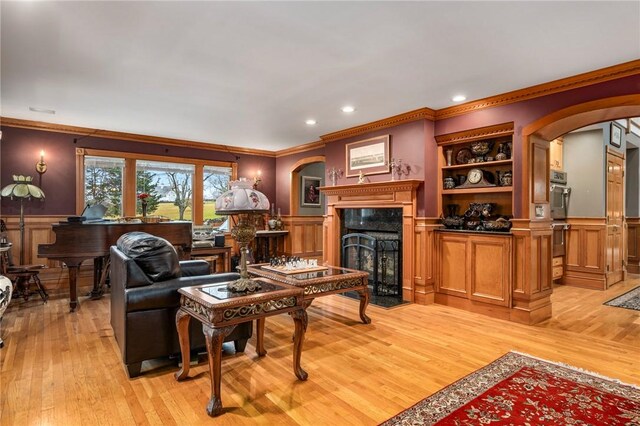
[445,149,453,166]
[141,200,148,217]
[268,218,277,230]
[0,275,12,348]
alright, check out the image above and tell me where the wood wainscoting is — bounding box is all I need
[281,215,323,261]
[563,217,607,290]
[413,218,440,304]
[628,217,640,274]
[1,215,95,297]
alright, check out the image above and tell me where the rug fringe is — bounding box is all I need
[509,350,640,391]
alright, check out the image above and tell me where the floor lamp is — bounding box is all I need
[1,175,45,265]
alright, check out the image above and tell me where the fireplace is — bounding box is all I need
[319,180,420,302]
[341,208,402,297]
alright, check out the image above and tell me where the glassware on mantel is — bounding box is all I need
[327,167,344,186]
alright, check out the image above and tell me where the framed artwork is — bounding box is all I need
[345,135,390,177]
[301,176,322,207]
[610,122,623,148]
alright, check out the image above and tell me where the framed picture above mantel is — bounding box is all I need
[345,135,390,177]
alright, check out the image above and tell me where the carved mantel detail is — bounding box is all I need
[320,179,421,302]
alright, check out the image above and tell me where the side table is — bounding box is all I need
[175,277,307,417]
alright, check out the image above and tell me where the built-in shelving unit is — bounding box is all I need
[435,122,515,218]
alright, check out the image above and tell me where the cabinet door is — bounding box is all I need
[468,236,512,307]
[436,234,468,296]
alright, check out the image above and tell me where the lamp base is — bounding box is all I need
[227,277,261,293]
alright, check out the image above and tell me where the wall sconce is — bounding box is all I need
[36,150,47,175]
[253,170,262,189]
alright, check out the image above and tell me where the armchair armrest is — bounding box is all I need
[179,260,210,277]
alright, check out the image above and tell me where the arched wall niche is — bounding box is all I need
[288,155,325,216]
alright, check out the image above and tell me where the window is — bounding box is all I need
[203,165,232,226]
[77,148,236,224]
[136,160,195,221]
[84,156,125,218]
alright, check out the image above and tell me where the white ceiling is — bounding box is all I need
[2,1,639,151]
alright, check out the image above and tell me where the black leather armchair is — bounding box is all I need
[110,231,251,378]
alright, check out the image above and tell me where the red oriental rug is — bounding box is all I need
[381,352,640,425]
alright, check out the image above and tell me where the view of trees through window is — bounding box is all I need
[136,160,195,220]
[204,165,232,225]
[84,156,124,217]
[82,154,232,222]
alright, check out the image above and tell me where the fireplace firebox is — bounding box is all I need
[340,209,402,298]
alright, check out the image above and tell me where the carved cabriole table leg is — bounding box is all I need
[291,308,308,381]
[256,318,266,357]
[174,308,192,381]
[204,324,236,417]
[356,285,371,324]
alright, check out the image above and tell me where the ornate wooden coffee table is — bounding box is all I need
[174,277,307,417]
[247,264,371,325]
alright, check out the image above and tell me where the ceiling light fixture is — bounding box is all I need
[305,119,317,125]
[29,106,56,115]
[341,105,356,113]
[451,95,467,102]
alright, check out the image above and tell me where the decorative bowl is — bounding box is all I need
[470,140,492,156]
[441,216,464,229]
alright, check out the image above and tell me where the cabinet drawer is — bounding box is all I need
[552,265,563,279]
[552,257,563,267]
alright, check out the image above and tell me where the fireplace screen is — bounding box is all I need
[341,232,401,296]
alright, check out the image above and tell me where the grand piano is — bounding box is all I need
[38,221,192,311]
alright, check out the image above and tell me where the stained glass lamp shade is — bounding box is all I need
[1,175,45,265]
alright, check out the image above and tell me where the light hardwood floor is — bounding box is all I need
[1,278,639,425]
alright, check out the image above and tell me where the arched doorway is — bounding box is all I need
[516,95,640,320]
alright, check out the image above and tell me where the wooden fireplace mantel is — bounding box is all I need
[320,179,421,302]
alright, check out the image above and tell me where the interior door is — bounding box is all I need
[606,150,625,286]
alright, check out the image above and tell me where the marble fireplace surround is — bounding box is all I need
[319,180,421,302]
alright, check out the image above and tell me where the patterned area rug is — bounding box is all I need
[604,285,640,311]
[381,351,640,425]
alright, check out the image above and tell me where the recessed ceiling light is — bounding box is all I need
[29,106,56,114]
[341,105,356,113]
[305,119,317,125]
[451,95,467,102]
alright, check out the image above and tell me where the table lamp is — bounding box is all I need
[215,178,269,292]
[1,175,45,265]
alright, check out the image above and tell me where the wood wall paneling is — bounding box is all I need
[413,218,439,304]
[469,236,512,307]
[563,218,607,290]
[281,216,324,260]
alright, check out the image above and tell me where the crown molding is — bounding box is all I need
[0,117,276,158]
[320,107,436,143]
[435,122,514,146]
[435,59,640,120]
[275,140,325,158]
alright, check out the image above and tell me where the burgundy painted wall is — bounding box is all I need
[0,126,276,216]
[277,120,429,216]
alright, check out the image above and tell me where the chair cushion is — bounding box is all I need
[117,232,180,282]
